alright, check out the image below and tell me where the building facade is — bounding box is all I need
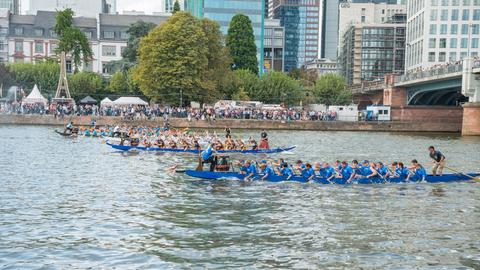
[302,58,338,76]
[0,9,9,62]
[186,0,265,74]
[160,0,186,13]
[338,2,407,52]
[405,0,480,71]
[28,0,117,18]
[263,19,284,72]
[322,0,340,60]
[270,0,321,72]
[0,0,19,14]
[340,23,406,84]
[5,11,168,75]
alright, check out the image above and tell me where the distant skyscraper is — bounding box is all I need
[322,0,340,60]
[0,0,19,14]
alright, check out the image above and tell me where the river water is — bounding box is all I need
[1,125,479,269]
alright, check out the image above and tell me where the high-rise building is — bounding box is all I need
[28,0,116,18]
[264,19,284,72]
[270,0,321,71]
[0,0,19,14]
[186,0,265,74]
[340,23,406,84]
[322,0,340,60]
[405,0,480,72]
[338,2,406,54]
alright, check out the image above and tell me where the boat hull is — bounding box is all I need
[106,141,296,154]
[184,170,479,184]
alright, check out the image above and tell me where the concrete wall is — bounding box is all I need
[0,114,462,133]
[462,102,480,136]
[390,106,463,126]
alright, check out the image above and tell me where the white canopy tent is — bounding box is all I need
[100,97,114,107]
[113,97,148,106]
[22,84,47,105]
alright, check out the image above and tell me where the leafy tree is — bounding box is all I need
[68,71,102,99]
[226,14,258,75]
[122,20,157,63]
[221,69,259,99]
[173,0,181,14]
[257,71,302,105]
[232,87,250,101]
[108,70,139,94]
[133,12,208,105]
[288,67,317,87]
[9,62,60,98]
[312,73,352,106]
[54,9,93,70]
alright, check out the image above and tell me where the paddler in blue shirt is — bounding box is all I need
[244,160,257,181]
[362,160,376,178]
[339,161,354,182]
[280,163,293,180]
[395,162,410,178]
[201,143,217,172]
[322,162,336,182]
[376,162,389,177]
[295,160,306,175]
[407,159,427,182]
[259,160,274,180]
[303,163,315,181]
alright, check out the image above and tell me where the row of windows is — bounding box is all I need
[430,23,480,34]
[429,37,479,48]
[430,9,480,20]
[13,27,97,39]
[431,0,480,6]
[428,51,479,62]
[13,42,126,57]
[264,38,283,47]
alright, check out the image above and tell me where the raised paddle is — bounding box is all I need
[444,165,480,181]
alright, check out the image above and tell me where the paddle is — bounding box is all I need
[444,165,480,182]
[195,152,203,171]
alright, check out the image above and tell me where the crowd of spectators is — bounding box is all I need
[0,102,339,122]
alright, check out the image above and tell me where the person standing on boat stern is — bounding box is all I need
[201,143,217,172]
[259,129,269,149]
[428,146,446,176]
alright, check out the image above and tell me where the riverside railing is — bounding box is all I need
[395,62,463,84]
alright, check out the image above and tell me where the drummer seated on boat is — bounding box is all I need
[215,156,230,172]
[259,160,274,180]
[65,121,73,134]
[407,159,427,182]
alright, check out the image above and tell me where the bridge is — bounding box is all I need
[349,58,480,135]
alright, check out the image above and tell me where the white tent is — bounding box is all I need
[100,97,114,107]
[22,84,47,105]
[113,97,148,106]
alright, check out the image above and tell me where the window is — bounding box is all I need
[84,31,92,39]
[103,31,115,39]
[429,38,437,48]
[34,42,43,53]
[461,38,468,48]
[430,10,438,20]
[430,24,437,34]
[432,0,438,5]
[362,8,366,15]
[50,29,57,37]
[450,38,457,48]
[120,31,129,39]
[461,52,468,59]
[452,0,459,4]
[439,52,446,61]
[264,38,272,46]
[463,0,470,4]
[439,38,447,48]
[428,52,436,62]
[449,52,457,61]
[361,16,366,22]
[14,41,22,52]
[441,9,448,20]
[474,10,480,20]
[442,0,449,4]
[102,62,110,74]
[265,28,273,36]
[14,27,23,35]
[34,28,44,36]
[451,24,458,34]
[66,60,72,73]
[462,9,470,20]
[461,24,469,34]
[440,24,448,34]
[50,43,58,54]
[475,0,480,5]
[102,45,116,56]
[451,9,459,20]
[472,38,479,48]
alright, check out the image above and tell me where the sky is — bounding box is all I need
[20,0,163,14]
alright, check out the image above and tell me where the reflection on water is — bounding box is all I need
[0,125,479,269]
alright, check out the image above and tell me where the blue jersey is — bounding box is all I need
[281,167,293,177]
[323,167,336,178]
[246,164,257,175]
[362,166,373,176]
[413,167,427,181]
[377,166,388,176]
[261,166,274,176]
[201,147,213,161]
[395,167,409,178]
[303,167,315,178]
[341,166,354,179]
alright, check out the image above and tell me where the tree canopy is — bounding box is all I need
[133,12,230,105]
[173,0,181,14]
[122,20,157,64]
[226,14,258,75]
[68,71,103,99]
[54,9,93,70]
[258,71,303,105]
[312,73,352,106]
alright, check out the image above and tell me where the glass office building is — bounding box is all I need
[271,0,321,72]
[0,0,19,14]
[186,0,265,74]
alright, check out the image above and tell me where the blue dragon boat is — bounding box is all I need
[184,170,479,184]
[106,141,296,154]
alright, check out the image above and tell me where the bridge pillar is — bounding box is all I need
[462,58,480,102]
[462,102,480,136]
[383,87,407,107]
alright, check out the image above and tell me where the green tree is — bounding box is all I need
[232,87,250,101]
[108,70,139,94]
[133,12,208,105]
[54,9,93,70]
[173,0,181,14]
[122,20,157,63]
[226,14,258,74]
[221,69,259,99]
[312,73,351,106]
[9,62,60,98]
[68,71,102,99]
[258,71,302,105]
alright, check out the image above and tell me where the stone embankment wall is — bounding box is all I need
[0,114,462,133]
